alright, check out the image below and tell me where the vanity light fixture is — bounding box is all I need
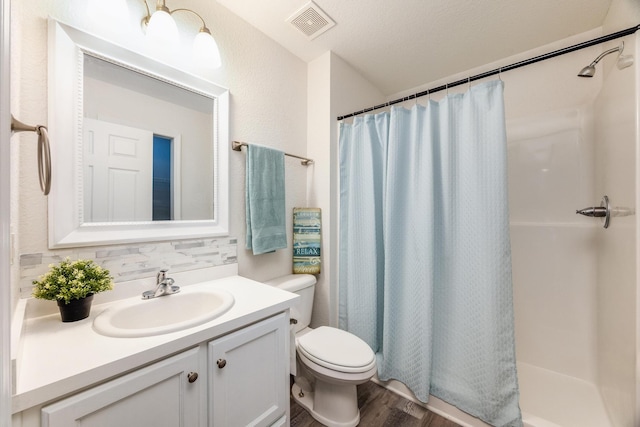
[141,0,222,69]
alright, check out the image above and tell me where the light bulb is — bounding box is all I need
[146,9,179,50]
[193,29,222,69]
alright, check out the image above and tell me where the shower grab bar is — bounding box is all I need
[11,115,51,195]
[232,141,313,165]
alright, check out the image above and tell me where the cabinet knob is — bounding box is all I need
[187,372,198,383]
[217,358,227,369]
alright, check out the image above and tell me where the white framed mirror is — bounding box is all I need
[48,19,229,248]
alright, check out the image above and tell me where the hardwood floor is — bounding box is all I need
[290,380,461,427]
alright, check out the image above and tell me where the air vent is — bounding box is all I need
[287,1,336,40]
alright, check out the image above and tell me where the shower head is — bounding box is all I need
[577,64,596,77]
[578,42,624,77]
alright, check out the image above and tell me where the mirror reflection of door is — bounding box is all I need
[84,119,153,222]
[84,119,181,222]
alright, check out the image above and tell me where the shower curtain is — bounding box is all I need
[339,80,522,427]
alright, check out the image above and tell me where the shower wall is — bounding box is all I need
[506,103,611,427]
[510,33,638,427]
[508,34,637,427]
[593,32,638,427]
[508,106,597,382]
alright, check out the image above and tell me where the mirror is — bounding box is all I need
[48,20,229,248]
[83,55,215,222]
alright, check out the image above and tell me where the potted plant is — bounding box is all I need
[32,257,114,322]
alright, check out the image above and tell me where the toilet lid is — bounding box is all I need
[297,326,375,373]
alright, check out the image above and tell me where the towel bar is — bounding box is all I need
[232,141,313,165]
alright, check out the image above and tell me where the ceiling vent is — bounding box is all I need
[287,1,336,40]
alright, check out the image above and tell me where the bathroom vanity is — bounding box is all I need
[11,269,297,427]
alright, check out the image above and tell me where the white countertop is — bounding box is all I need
[12,273,298,414]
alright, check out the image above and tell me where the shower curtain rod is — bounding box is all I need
[337,24,640,121]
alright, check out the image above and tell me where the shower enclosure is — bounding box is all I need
[329,25,639,427]
[506,32,638,427]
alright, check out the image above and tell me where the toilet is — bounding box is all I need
[265,274,376,427]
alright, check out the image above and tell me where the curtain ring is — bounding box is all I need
[467,77,471,91]
[445,83,449,95]
[498,67,503,82]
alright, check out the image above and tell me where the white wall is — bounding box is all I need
[306,52,385,327]
[11,0,308,307]
[593,34,637,426]
[509,106,598,382]
[597,2,640,426]
[306,52,332,327]
[1,0,12,423]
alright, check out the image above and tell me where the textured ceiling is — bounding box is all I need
[216,0,613,95]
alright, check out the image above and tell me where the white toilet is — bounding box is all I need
[265,274,376,427]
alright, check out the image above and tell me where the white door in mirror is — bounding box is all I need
[83,118,153,222]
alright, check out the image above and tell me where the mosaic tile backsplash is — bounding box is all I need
[19,237,238,298]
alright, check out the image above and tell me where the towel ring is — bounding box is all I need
[11,116,52,195]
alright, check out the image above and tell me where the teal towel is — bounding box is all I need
[245,144,287,255]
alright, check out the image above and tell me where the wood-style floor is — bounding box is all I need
[290,380,462,427]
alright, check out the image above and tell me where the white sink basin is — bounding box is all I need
[93,287,235,338]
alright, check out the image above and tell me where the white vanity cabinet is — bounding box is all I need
[208,313,289,427]
[13,275,298,427]
[32,313,289,427]
[41,347,205,427]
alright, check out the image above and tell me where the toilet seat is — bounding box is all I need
[296,326,376,374]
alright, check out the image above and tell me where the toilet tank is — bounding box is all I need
[264,274,316,333]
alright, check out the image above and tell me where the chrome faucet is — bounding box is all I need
[142,269,180,299]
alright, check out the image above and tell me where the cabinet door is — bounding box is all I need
[42,347,204,427]
[209,313,288,427]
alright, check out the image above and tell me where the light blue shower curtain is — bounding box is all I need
[339,80,521,427]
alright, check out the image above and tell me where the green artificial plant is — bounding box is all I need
[32,257,114,304]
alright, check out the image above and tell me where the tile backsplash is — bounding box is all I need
[19,237,237,298]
